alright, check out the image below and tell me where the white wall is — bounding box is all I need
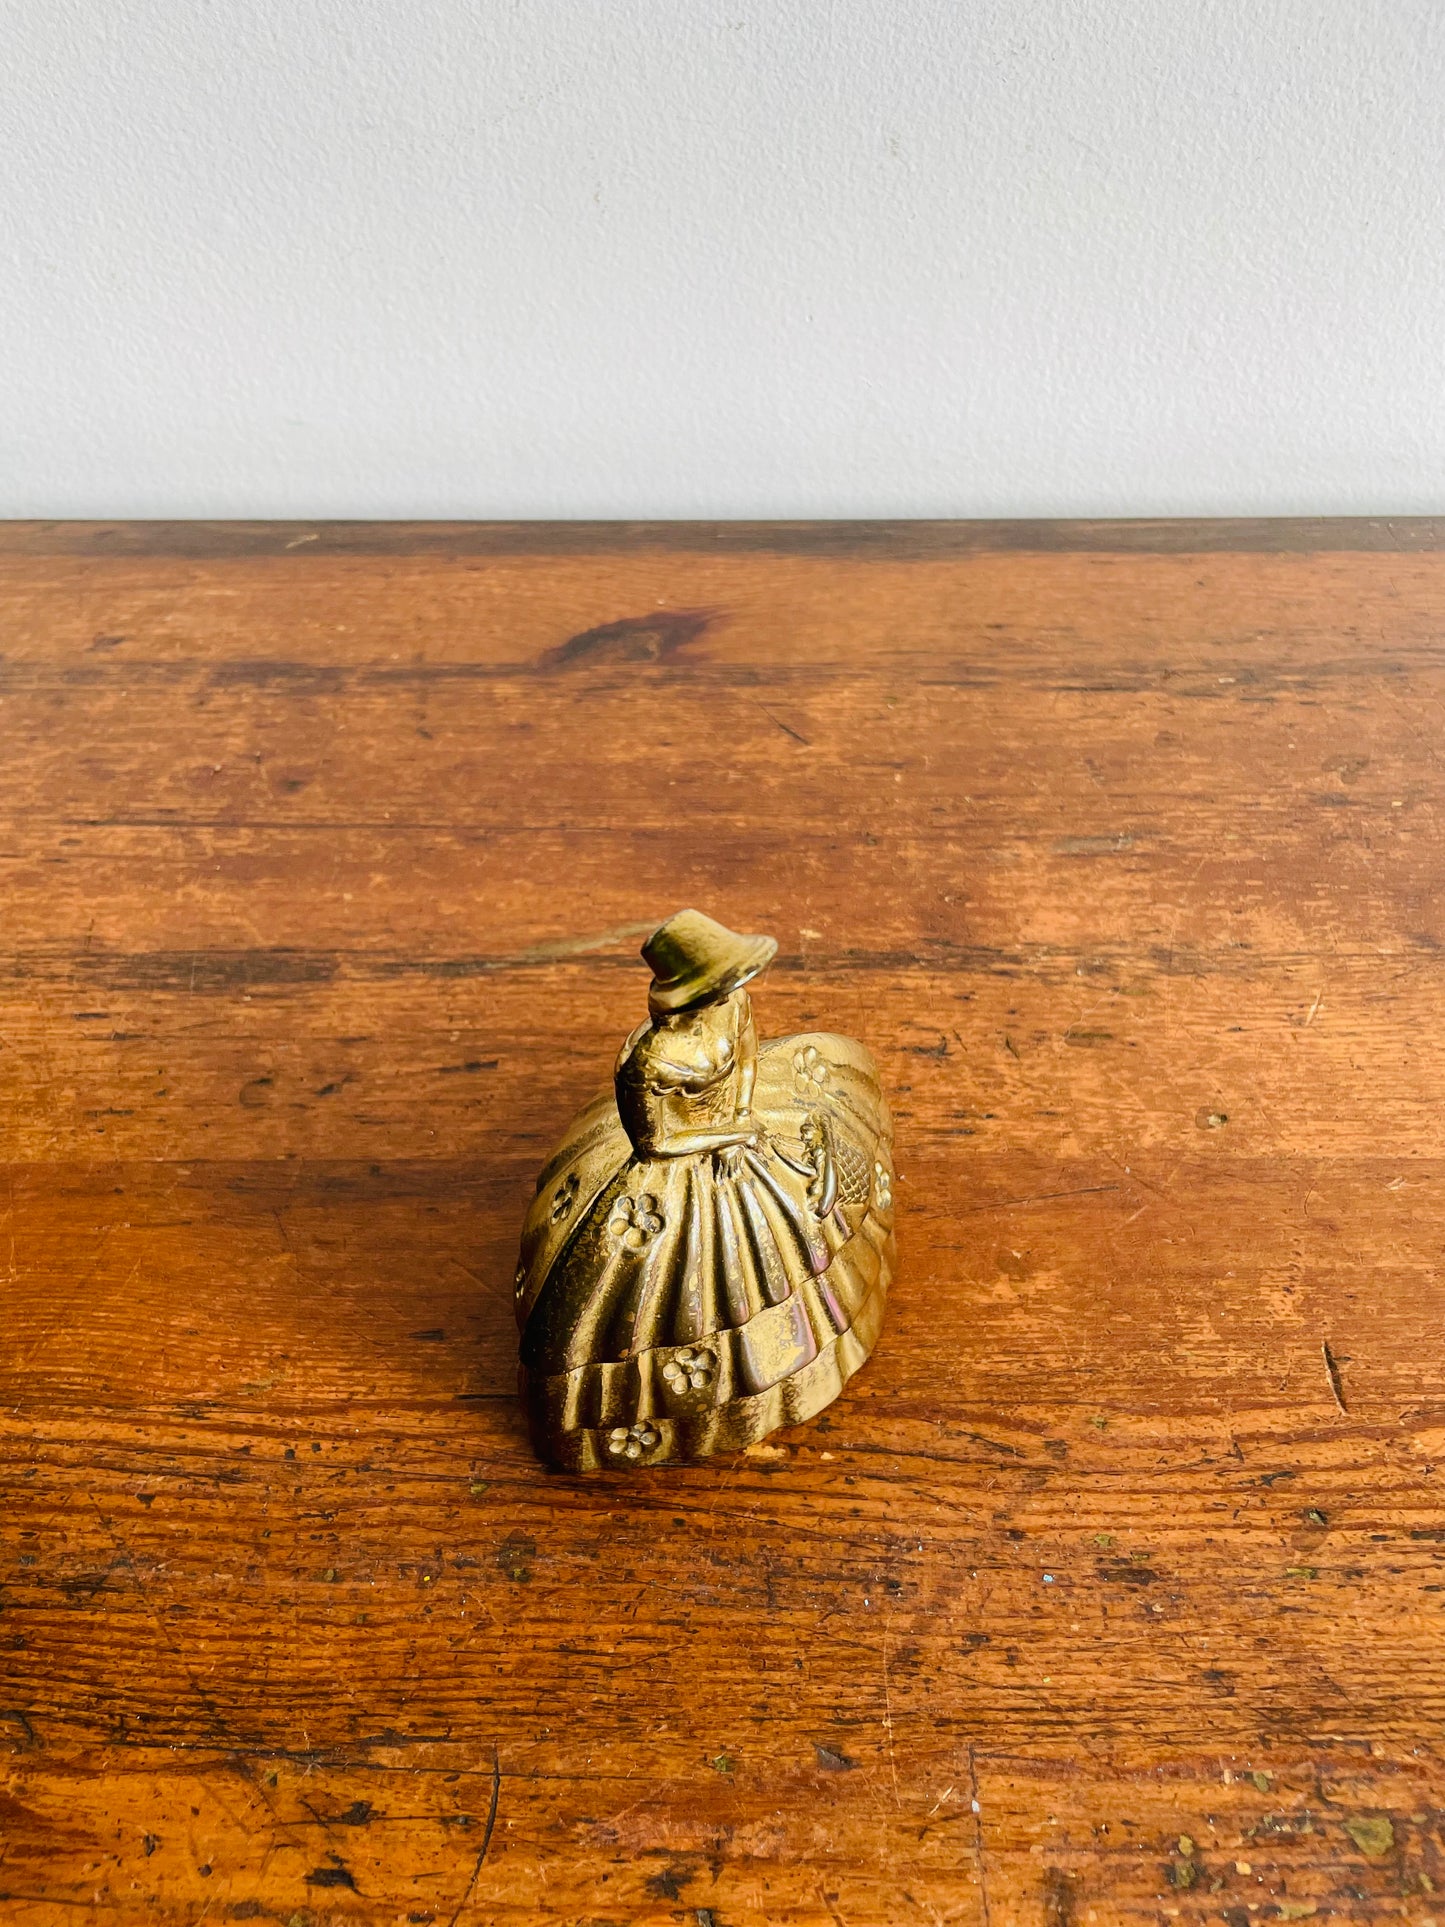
[5,1,1444,520]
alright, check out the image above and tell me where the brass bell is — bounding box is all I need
[514,912,895,1468]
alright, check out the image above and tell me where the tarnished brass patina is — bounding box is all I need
[515,910,895,1469]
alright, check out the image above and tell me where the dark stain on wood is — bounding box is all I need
[540,606,717,670]
[305,1862,357,1889]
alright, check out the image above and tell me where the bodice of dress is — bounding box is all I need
[615,1000,744,1152]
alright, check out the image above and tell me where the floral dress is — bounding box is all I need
[515,994,894,1469]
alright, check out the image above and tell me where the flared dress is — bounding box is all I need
[515,1023,894,1468]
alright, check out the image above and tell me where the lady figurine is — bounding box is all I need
[514,910,895,1468]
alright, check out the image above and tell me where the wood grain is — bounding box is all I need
[3,519,1445,1925]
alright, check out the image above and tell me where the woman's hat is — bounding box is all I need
[642,909,778,1013]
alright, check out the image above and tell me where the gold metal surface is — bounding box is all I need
[515,910,895,1469]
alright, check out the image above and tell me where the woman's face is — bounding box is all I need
[659,990,743,1038]
[660,1007,701,1035]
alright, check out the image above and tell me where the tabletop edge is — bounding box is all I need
[2,515,1444,561]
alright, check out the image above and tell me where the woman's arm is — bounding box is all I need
[734,992,758,1120]
[648,1126,755,1158]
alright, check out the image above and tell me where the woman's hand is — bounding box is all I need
[713,1129,761,1178]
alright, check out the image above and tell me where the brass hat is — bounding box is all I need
[642,909,778,1014]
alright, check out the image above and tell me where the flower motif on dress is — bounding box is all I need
[608,1192,664,1249]
[793,1044,830,1091]
[873,1160,893,1212]
[605,1420,660,1461]
[550,1173,580,1223]
[662,1346,716,1395]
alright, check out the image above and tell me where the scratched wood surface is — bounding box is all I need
[4,519,1445,1927]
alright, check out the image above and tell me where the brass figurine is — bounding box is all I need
[515,911,895,1468]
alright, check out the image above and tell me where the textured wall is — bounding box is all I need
[6,1,1444,518]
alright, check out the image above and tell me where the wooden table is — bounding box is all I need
[4,519,1445,1926]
